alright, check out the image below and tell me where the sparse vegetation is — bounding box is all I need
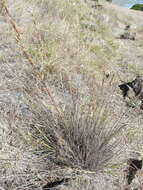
[0,0,143,189]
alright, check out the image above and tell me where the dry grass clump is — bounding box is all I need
[0,52,132,189]
[26,75,130,172]
[1,0,143,189]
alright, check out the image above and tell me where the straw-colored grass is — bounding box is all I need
[0,0,143,189]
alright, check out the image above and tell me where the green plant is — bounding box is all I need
[131,4,143,11]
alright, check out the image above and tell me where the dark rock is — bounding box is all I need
[120,32,136,40]
[119,76,143,109]
[128,76,143,97]
[126,159,142,185]
[125,25,130,30]
[42,178,69,190]
[118,83,130,98]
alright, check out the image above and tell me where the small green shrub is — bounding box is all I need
[131,4,143,11]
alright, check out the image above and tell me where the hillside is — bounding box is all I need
[0,0,143,189]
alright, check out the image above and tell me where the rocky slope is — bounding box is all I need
[0,0,143,189]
